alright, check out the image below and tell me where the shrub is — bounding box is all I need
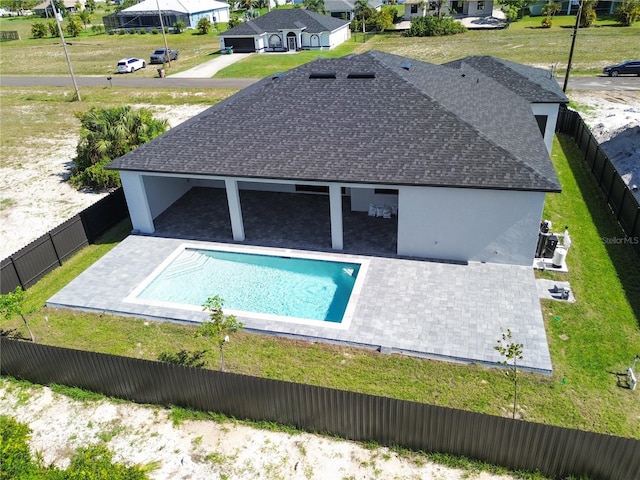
[173,19,186,33]
[128,28,136,34]
[48,19,58,37]
[90,24,105,34]
[118,29,125,34]
[197,16,211,34]
[579,0,598,27]
[541,16,552,27]
[228,17,242,28]
[501,4,519,22]
[65,17,83,37]
[151,28,159,34]
[138,28,146,34]
[405,15,466,37]
[31,21,47,38]
[614,0,640,25]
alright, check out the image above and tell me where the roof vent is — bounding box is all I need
[272,72,285,80]
[400,61,412,70]
[309,72,336,79]
[347,72,375,79]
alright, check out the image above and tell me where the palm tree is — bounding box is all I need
[78,9,91,29]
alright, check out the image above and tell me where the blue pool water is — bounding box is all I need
[136,248,361,322]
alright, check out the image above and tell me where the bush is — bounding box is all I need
[614,0,640,25]
[90,24,105,34]
[118,28,126,35]
[138,28,146,34]
[173,19,186,33]
[48,19,58,37]
[197,16,211,34]
[31,21,47,38]
[541,16,552,27]
[151,28,159,34]
[405,15,466,37]
[228,16,242,28]
[579,0,598,27]
[65,17,83,37]
[501,4,519,22]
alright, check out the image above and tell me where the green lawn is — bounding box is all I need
[2,13,638,77]
[3,135,639,439]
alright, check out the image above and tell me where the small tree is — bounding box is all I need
[579,0,598,27]
[31,21,48,38]
[303,0,326,14]
[541,1,561,27]
[494,328,524,419]
[196,296,244,371]
[0,287,35,343]
[48,19,58,37]
[173,19,186,33]
[197,16,211,34]
[85,0,96,12]
[78,9,91,29]
[65,17,83,36]
[614,0,640,25]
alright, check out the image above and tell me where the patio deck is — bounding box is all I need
[47,188,553,373]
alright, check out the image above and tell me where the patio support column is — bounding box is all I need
[329,184,343,250]
[225,178,245,241]
[120,171,154,234]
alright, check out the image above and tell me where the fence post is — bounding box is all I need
[9,256,25,291]
[48,232,63,267]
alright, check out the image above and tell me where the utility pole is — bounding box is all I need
[156,0,171,68]
[50,0,81,101]
[562,0,584,93]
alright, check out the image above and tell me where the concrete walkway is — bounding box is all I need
[170,52,253,78]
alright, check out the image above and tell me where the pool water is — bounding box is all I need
[135,248,362,322]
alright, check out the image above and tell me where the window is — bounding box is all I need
[410,4,418,13]
[477,1,485,9]
[374,189,398,195]
[269,34,282,49]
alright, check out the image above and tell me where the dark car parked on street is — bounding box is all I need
[602,60,640,77]
[150,48,179,64]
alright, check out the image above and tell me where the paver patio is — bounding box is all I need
[47,188,553,373]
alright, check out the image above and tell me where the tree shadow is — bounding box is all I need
[557,134,640,327]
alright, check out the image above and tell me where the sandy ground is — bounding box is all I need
[0,380,517,480]
[0,105,209,260]
[567,91,640,202]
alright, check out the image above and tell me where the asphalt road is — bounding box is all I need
[0,75,638,91]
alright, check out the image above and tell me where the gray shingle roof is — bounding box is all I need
[444,56,569,104]
[220,9,349,36]
[108,51,560,192]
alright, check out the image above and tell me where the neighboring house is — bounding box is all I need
[34,0,85,17]
[403,0,493,20]
[443,56,569,154]
[325,0,383,20]
[107,51,564,267]
[219,9,350,53]
[103,0,230,33]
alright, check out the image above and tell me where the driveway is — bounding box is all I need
[170,52,253,78]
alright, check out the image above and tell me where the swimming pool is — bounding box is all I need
[126,245,368,326]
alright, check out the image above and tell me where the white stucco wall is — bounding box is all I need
[531,102,560,154]
[120,171,154,233]
[143,175,191,219]
[397,186,546,265]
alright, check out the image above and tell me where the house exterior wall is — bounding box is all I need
[397,186,545,265]
[143,175,191,219]
[531,102,560,155]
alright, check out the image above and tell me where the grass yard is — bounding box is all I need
[1,13,638,77]
[3,136,639,439]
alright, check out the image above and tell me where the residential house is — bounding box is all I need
[443,56,569,154]
[34,0,85,18]
[103,0,230,33]
[107,51,565,266]
[325,0,383,20]
[219,9,350,53]
[403,0,493,20]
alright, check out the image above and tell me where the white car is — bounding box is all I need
[117,58,146,74]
